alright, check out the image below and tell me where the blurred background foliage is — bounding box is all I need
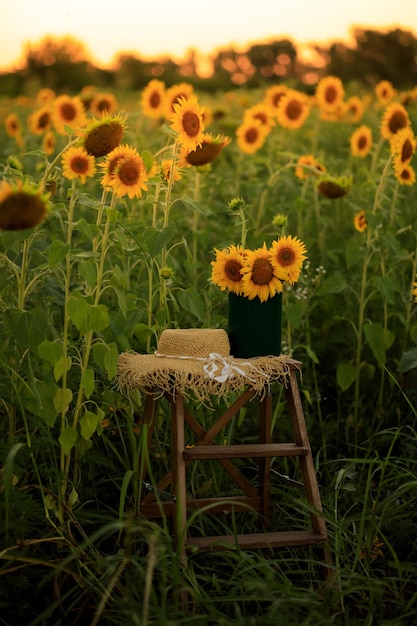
[1,27,416,96]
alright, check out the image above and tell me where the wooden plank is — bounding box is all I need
[186,530,327,551]
[183,443,308,460]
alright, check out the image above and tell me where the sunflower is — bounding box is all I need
[160,158,182,183]
[295,154,326,180]
[141,79,166,119]
[42,130,56,155]
[243,103,275,132]
[380,103,410,140]
[62,146,96,184]
[375,80,396,105]
[89,92,118,117]
[4,113,22,138]
[412,275,417,303]
[27,106,52,135]
[393,161,416,186]
[52,94,86,135]
[236,119,268,154]
[270,236,307,284]
[110,150,149,199]
[79,112,126,157]
[276,90,310,130]
[353,210,368,233]
[100,144,135,187]
[350,125,373,157]
[343,96,364,123]
[36,88,56,105]
[178,133,231,166]
[165,82,194,117]
[170,95,205,152]
[211,245,246,295]
[0,180,50,231]
[263,84,288,112]
[240,244,286,302]
[315,76,345,114]
[317,174,352,199]
[390,127,415,164]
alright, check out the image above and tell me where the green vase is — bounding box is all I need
[228,292,282,358]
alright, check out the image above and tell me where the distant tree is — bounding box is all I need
[24,35,90,67]
[246,39,298,83]
[20,35,95,92]
[324,28,417,88]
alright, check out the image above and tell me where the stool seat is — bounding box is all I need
[118,353,333,576]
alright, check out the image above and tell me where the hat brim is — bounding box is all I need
[117,351,292,402]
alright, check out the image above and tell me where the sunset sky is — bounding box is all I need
[1,0,417,71]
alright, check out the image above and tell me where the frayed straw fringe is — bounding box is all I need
[116,351,295,403]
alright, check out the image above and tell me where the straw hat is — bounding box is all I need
[117,328,291,402]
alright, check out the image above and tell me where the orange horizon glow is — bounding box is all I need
[1,0,417,75]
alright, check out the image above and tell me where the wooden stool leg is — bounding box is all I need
[171,393,187,566]
[286,369,333,573]
[259,392,272,523]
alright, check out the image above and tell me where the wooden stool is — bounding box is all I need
[137,359,332,574]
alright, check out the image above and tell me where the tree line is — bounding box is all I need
[1,27,416,96]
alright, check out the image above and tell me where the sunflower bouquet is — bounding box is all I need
[211,236,307,303]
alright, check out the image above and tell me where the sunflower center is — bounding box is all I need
[286,99,302,120]
[182,111,200,137]
[71,156,89,174]
[85,122,124,157]
[325,86,337,104]
[389,111,408,134]
[251,258,274,285]
[358,135,367,150]
[245,127,259,144]
[39,112,50,129]
[150,91,161,108]
[277,247,296,267]
[401,138,414,162]
[400,168,411,181]
[254,112,267,125]
[225,259,243,283]
[60,103,77,122]
[117,158,141,185]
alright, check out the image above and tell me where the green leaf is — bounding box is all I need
[181,195,212,215]
[372,276,398,304]
[285,302,303,329]
[53,388,73,414]
[81,368,95,399]
[345,240,365,268]
[133,323,154,343]
[92,342,119,379]
[48,240,70,268]
[176,287,205,322]
[38,340,62,367]
[317,273,347,296]
[89,304,110,333]
[80,410,99,439]
[398,347,417,373]
[78,259,97,290]
[337,363,357,391]
[305,345,319,364]
[143,226,175,258]
[68,294,90,332]
[53,355,72,382]
[59,426,78,454]
[363,322,386,365]
[4,307,51,352]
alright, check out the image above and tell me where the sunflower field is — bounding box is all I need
[1,77,417,625]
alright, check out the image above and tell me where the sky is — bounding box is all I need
[1,0,417,71]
